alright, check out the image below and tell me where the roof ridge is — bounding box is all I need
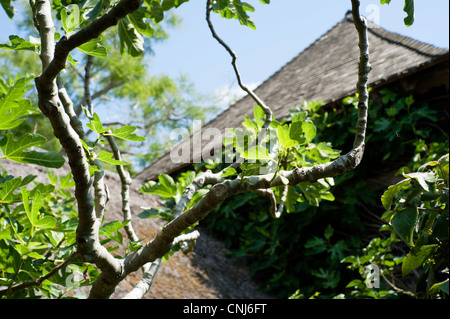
[134,10,449,181]
[202,12,352,128]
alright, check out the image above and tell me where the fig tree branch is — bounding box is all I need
[206,0,272,129]
[32,0,143,296]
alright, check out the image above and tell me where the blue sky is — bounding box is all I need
[147,0,449,99]
[1,0,449,105]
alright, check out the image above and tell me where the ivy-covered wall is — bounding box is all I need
[197,76,449,298]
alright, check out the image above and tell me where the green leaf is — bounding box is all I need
[221,167,237,177]
[0,35,38,52]
[442,164,449,185]
[128,7,154,38]
[22,188,39,226]
[12,243,30,256]
[0,76,29,110]
[403,171,436,192]
[34,215,57,230]
[140,174,177,198]
[302,122,316,142]
[304,236,326,255]
[0,0,14,19]
[329,240,347,261]
[289,121,304,143]
[109,126,145,141]
[118,17,144,57]
[0,100,32,130]
[18,150,65,168]
[186,188,209,210]
[0,227,10,240]
[83,0,105,21]
[148,0,164,22]
[61,4,80,33]
[0,133,65,168]
[89,164,101,176]
[0,177,22,204]
[100,220,130,244]
[403,0,414,27]
[381,179,410,210]
[212,0,257,29]
[277,124,298,149]
[86,112,109,138]
[253,105,265,128]
[59,173,75,189]
[391,206,418,246]
[158,173,176,195]
[429,279,449,296]
[234,129,252,154]
[161,0,189,11]
[96,151,128,166]
[374,118,391,132]
[402,244,437,276]
[77,37,107,58]
[324,224,334,240]
[138,207,172,220]
[242,146,271,161]
[285,186,299,213]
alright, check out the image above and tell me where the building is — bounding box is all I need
[135,11,449,183]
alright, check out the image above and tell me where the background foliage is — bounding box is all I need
[196,85,449,298]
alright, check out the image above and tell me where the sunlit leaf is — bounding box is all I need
[381,179,410,211]
[118,17,144,57]
[96,151,128,166]
[0,133,65,168]
[109,126,145,141]
[0,35,38,52]
[242,146,271,160]
[77,37,107,58]
[61,4,80,33]
[402,244,437,276]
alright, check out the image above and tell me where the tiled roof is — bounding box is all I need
[135,11,449,182]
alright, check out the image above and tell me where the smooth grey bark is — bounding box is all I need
[33,0,141,297]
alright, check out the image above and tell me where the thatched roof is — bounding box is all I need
[135,11,449,182]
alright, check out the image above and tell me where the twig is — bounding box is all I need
[255,188,280,219]
[351,0,371,149]
[122,259,161,299]
[380,272,415,297]
[105,133,139,242]
[205,0,272,129]
[84,55,94,115]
